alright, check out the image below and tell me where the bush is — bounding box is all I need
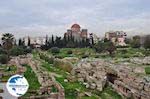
[0,54,9,64]
[143,50,150,56]
[67,50,73,54]
[94,55,100,58]
[55,55,64,59]
[53,59,73,73]
[10,46,32,56]
[39,53,54,64]
[122,53,131,58]
[145,67,150,74]
[119,49,128,54]
[51,47,60,54]
[116,45,130,48]
[0,48,7,54]
[10,46,25,56]
[24,47,32,54]
[82,54,89,58]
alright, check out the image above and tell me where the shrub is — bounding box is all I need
[39,53,54,64]
[0,48,7,54]
[120,49,128,54]
[116,45,130,48]
[51,47,60,54]
[0,54,9,64]
[24,47,32,54]
[122,54,131,58]
[10,46,24,56]
[94,55,100,58]
[67,50,73,54]
[145,67,150,74]
[53,59,73,73]
[82,54,89,58]
[55,55,64,59]
[143,50,150,56]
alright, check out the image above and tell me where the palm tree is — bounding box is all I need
[1,33,14,58]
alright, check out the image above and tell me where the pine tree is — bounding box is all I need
[45,35,48,46]
[51,35,55,47]
[18,38,22,46]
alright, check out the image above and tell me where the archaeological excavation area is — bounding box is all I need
[0,49,150,99]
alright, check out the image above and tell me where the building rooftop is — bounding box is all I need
[71,24,81,28]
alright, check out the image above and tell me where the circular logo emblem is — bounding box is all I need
[6,74,29,97]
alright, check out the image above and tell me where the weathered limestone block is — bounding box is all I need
[134,67,145,74]
[85,83,90,88]
[90,83,96,89]
[144,83,150,92]
[96,84,103,91]
[63,57,79,63]
[78,78,84,82]
[141,90,150,99]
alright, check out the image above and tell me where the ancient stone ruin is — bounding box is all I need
[7,54,65,99]
[72,58,150,99]
[72,59,112,91]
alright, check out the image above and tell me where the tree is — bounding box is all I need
[18,38,25,46]
[94,40,116,56]
[85,38,90,47]
[143,35,150,49]
[18,38,22,46]
[1,33,14,58]
[0,54,8,64]
[94,41,105,53]
[51,47,60,54]
[124,37,131,44]
[63,35,67,47]
[14,39,17,46]
[66,41,75,48]
[55,36,62,48]
[51,35,55,46]
[27,37,31,46]
[45,35,48,46]
[131,35,141,48]
[105,41,116,56]
[10,46,24,56]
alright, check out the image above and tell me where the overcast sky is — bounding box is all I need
[0,0,150,38]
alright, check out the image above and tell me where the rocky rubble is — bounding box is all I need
[130,56,150,65]
[72,58,150,99]
[72,59,114,91]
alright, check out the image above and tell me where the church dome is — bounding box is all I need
[71,24,80,28]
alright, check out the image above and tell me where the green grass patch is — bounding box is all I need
[145,67,150,74]
[24,64,41,90]
[23,64,41,97]
[47,48,96,59]
[56,76,86,99]
[0,65,17,81]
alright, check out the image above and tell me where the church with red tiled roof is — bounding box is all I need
[64,24,88,41]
